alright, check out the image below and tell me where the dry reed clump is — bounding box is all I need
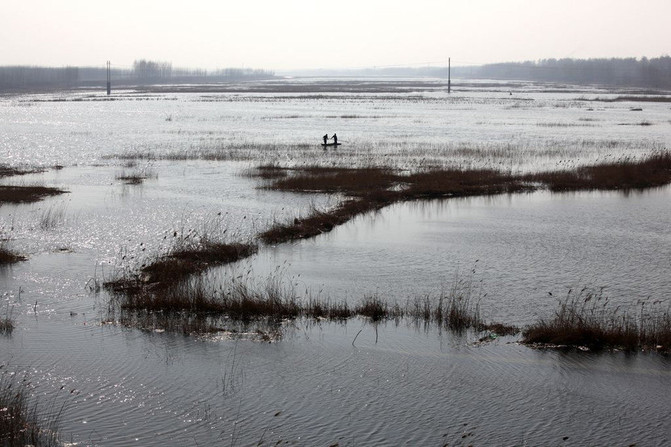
[523,152,671,192]
[0,185,67,204]
[254,152,671,245]
[111,275,302,337]
[522,288,671,353]
[0,317,14,334]
[357,294,400,322]
[404,276,518,335]
[39,203,68,230]
[267,166,401,195]
[305,297,353,320]
[104,240,257,294]
[0,375,61,446]
[404,168,528,198]
[146,241,257,284]
[259,198,390,245]
[0,165,40,178]
[115,166,158,185]
[0,246,26,265]
[118,276,303,323]
[111,265,519,339]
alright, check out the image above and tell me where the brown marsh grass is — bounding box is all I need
[0,165,43,178]
[523,288,671,353]
[104,240,257,294]
[260,166,400,195]
[108,153,671,344]
[110,268,517,338]
[0,246,26,265]
[0,375,61,446]
[0,185,67,204]
[256,152,671,244]
[524,152,671,191]
[259,198,390,244]
[103,212,257,294]
[115,166,158,185]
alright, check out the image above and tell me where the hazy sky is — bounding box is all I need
[2,0,669,70]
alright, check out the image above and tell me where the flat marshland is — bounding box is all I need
[1,78,671,445]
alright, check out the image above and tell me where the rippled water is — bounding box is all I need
[247,186,671,325]
[3,317,670,446]
[1,80,671,445]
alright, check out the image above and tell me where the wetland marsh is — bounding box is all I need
[1,78,670,445]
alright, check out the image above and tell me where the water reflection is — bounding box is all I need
[245,186,671,326]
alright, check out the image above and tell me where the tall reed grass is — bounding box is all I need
[523,288,670,352]
[39,203,68,230]
[0,375,62,446]
[109,270,515,338]
[104,216,257,294]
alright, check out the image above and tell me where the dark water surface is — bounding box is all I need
[248,186,671,326]
[3,316,671,446]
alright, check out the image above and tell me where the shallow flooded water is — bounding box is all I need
[247,186,671,325]
[1,79,671,445]
[3,316,671,446]
[2,79,670,171]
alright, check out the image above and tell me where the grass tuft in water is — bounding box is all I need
[0,245,26,265]
[0,317,14,334]
[115,165,158,185]
[522,288,671,352]
[0,185,67,204]
[0,165,43,178]
[0,375,62,446]
[110,267,517,338]
[105,240,257,295]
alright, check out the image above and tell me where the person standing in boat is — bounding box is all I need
[332,133,338,145]
[323,134,329,145]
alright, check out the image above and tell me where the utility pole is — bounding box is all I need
[106,61,111,95]
[447,57,451,94]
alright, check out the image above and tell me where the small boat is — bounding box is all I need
[321,142,341,147]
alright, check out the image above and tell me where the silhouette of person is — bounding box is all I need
[332,133,338,145]
[323,134,328,144]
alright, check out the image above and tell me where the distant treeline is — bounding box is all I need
[0,60,275,91]
[471,57,671,89]
[288,56,671,90]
